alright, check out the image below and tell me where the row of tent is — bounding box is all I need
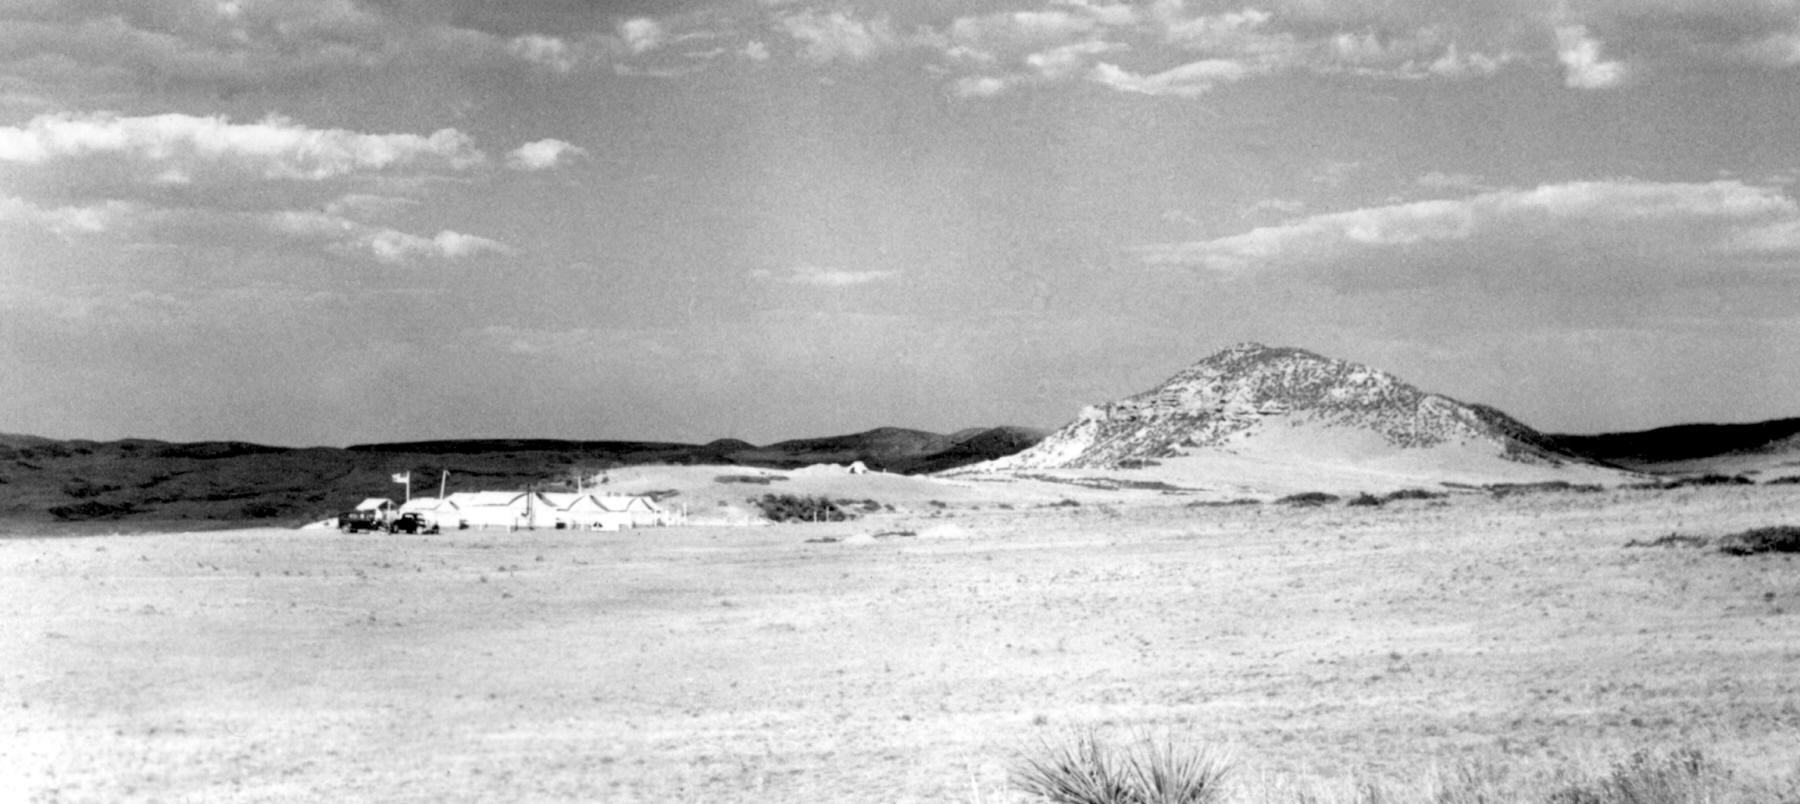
[356,491,670,531]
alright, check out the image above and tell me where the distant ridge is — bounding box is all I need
[971,343,1598,472]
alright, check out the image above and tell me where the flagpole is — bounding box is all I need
[439,470,447,500]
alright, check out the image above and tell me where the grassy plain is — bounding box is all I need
[5,484,1799,802]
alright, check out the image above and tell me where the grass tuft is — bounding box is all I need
[1012,729,1231,804]
[1546,748,1729,804]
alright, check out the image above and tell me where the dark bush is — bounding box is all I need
[716,474,784,485]
[1276,491,1339,507]
[1678,473,1755,487]
[48,500,139,520]
[1382,488,1448,502]
[753,494,851,523]
[239,501,284,519]
[1714,525,1800,556]
[1624,533,1711,549]
[1116,458,1162,469]
[1762,475,1800,485]
[1185,498,1260,508]
[61,479,121,499]
[1344,492,1384,507]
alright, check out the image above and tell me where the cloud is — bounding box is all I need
[0,195,140,236]
[1135,179,1800,275]
[0,112,485,180]
[367,229,511,264]
[508,34,583,73]
[1556,24,1627,88]
[750,265,899,287]
[505,138,588,171]
[620,18,666,55]
[778,9,899,63]
[1089,58,1251,96]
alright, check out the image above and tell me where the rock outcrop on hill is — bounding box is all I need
[973,343,1594,471]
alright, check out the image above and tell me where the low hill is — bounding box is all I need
[1548,418,1800,476]
[952,343,1635,493]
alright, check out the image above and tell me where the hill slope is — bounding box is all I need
[973,343,1591,472]
[955,343,1635,492]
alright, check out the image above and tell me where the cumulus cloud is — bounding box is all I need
[750,264,899,287]
[778,9,899,63]
[271,209,509,264]
[1090,58,1251,96]
[0,112,485,179]
[508,34,582,73]
[505,138,587,171]
[0,195,138,236]
[1134,180,1800,275]
[1556,24,1627,88]
[368,229,511,264]
[620,18,666,54]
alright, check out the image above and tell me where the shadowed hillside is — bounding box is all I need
[0,426,1046,532]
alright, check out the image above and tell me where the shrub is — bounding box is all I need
[1677,474,1754,487]
[1186,498,1261,508]
[1624,533,1711,549]
[47,500,138,520]
[239,501,283,519]
[1382,488,1448,502]
[752,494,851,523]
[1012,729,1231,804]
[1762,475,1800,486]
[1345,493,1384,507]
[715,474,784,485]
[1713,525,1800,556]
[1117,459,1162,469]
[1277,492,1339,507]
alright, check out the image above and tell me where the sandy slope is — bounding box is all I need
[4,485,1799,802]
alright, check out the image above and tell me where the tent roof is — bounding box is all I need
[444,491,527,507]
[354,498,395,511]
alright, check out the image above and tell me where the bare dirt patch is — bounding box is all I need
[4,486,1799,801]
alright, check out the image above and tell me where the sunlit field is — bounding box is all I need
[6,484,1799,802]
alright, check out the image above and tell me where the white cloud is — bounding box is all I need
[778,10,897,63]
[0,195,138,236]
[1026,39,1127,80]
[743,40,771,61]
[1555,24,1627,89]
[620,18,666,55]
[505,138,587,171]
[508,34,581,73]
[0,112,485,179]
[1135,179,1800,274]
[368,229,511,264]
[1090,58,1251,96]
[751,264,899,287]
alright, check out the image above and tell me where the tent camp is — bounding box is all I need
[445,491,533,530]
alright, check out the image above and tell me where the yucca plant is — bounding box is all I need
[1012,728,1231,804]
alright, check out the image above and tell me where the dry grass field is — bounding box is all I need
[5,484,1800,802]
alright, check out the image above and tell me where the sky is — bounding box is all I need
[1,0,1797,447]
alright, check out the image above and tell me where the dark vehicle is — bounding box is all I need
[390,512,439,534]
[338,509,387,533]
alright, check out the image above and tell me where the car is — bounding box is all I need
[338,509,387,533]
[389,512,439,534]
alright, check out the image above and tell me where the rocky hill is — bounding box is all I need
[972,343,1596,472]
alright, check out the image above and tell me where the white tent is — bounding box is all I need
[445,491,532,530]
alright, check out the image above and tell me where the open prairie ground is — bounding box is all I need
[5,485,1800,802]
